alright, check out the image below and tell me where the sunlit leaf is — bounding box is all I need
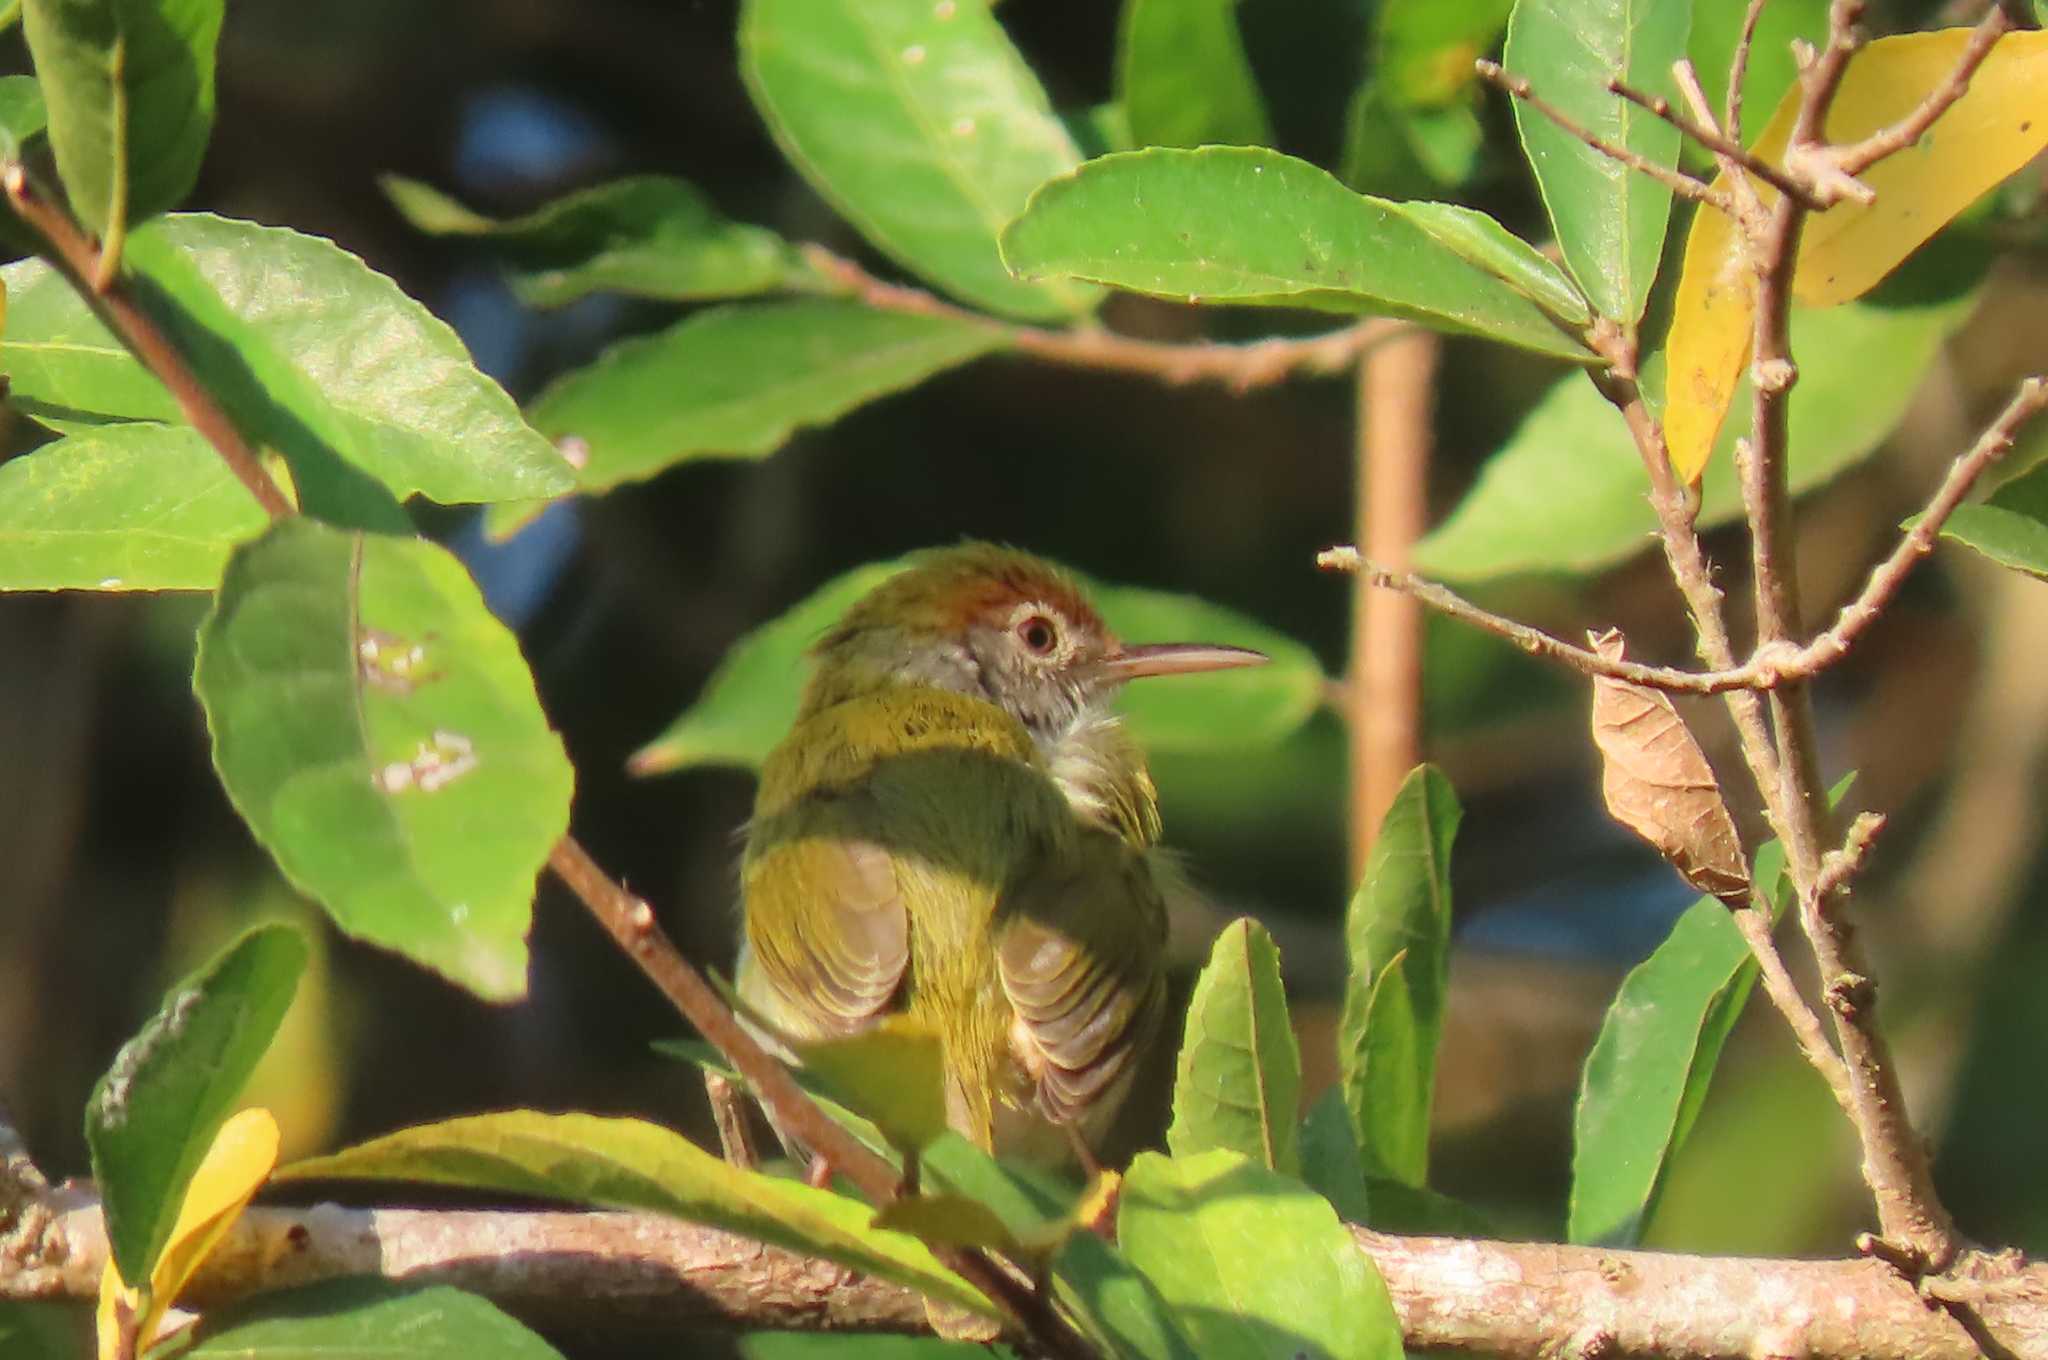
[22,0,221,238]
[796,1023,950,1155]
[1793,29,2048,307]
[630,556,1324,775]
[1117,0,1271,149]
[1570,833,1799,1246]
[1120,1150,1402,1360]
[1167,918,1301,1174]
[1417,289,1975,579]
[97,1108,278,1359]
[1663,28,2048,479]
[0,424,268,591]
[1002,146,1592,360]
[528,301,1005,496]
[0,73,48,158]
[185,1279,564,1360]
[85,925,303,1286]
[279,1110,994,1317]
[739,0,1096,321]
[380,174,806,308]
[1502,0,1693,323]
[1339,765,1459,1187]
[194,519,573,1001]
[1,214,575,509]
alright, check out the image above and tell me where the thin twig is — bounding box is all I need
[1733,0,1965,1271]
[544,837,1090,1358]
[1726,0,1773,144]
[1476,60,1735,211]
[1608,75,1823,209]
[1815,812,1888,902]
[1317,550,1761,693]
[1827,2,2013,177]
[1729,905,1857,1112]
[1578,327,1790,825]
[1797,377,2048,674]
[0,166,294,521]
[801,245,1407,393]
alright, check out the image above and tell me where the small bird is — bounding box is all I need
[735,544,1265,1166]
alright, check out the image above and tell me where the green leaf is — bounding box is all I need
[739,0,1097,321]
[278,1110,994,1318]
[0,1303,79,1360]
[0,423,267,591]
[1568,841,1787,1247]
[194,519,573,1001]
[744,1337,1001,1360]
[796,1025,949,1154]
[86,923,305,1287]
[1116,0,1271,149]
[1296,1087,1371,1224]
[1001,146,1592,361]
[1358,1175,1497,1236]
[1338,82,1443,201]
[1938,454,2048,579]
[1167,918,1302,1174]
[629,556,1324,775]
[1339,765,1460,1187]
[1502,0,1694,323]
[1396,201,1591,327]
[529,300,1005,496]
[1119,1150,1402,1360]
[1,214,576,509]
[186,1279,563,1359]
[380,174,806,308]
[1414,290,1976,580]
[21,0,222,238]
[0,73,49,158]
[1052,1233,1203,1360]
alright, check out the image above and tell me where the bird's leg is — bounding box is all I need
[803,1152,836,1189]
[899,1146,922,1197]
[703,1072,759,1172]
[1062,1124,1122,1240]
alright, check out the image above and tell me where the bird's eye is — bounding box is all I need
[1016,614,1059,655]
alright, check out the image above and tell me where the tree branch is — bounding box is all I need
[0,165,295,521]
[543,837,1089,1358]
[1347,332,1435,868]
[1606,75,1823,209]
[6,1193,2043,1360]
[800,246,1407,392]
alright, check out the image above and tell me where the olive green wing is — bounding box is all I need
[740,809,909,1040]
[996,838,1171,1127]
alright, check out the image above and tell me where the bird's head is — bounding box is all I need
[803,544,1266,740]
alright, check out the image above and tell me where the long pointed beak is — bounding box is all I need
[1099,642,1269,681]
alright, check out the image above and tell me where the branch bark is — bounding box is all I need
[6,1195,2042,1360]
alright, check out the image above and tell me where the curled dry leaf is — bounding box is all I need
[1588,630,1750,902]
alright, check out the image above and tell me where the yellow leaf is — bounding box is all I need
[1662,27,2048,482]
[1663,194,1756,483]
[1790,28,2048,306]
[95,1108,280,1360]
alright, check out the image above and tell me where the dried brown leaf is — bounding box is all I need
[1588,629,1750,901]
